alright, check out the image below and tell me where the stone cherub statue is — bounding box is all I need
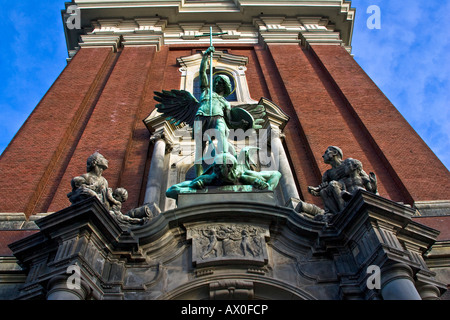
[166,149,281,201]
[297,146,378,221]
[67,152,147,227]
[67,152,118,209]
[108,187,147,227]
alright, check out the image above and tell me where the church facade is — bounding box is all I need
[0,0,449,300]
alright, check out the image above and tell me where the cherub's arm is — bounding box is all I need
[106,186,121,206]
[71,175,87,189]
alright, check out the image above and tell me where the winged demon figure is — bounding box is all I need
[165,148,281,202]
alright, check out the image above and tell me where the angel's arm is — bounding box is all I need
[200,47,214,90]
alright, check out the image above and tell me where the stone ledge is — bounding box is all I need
[177,187,275,208]
[0,213,53,230]
[414,200,450,217]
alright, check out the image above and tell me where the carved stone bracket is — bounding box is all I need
[8,197,140,300]
[209,279,254,299]
[317,190,447,299]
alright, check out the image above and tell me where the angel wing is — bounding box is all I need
[154,90,200,127]
[233,103,266,130]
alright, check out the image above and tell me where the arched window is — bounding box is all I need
[177,51,258,105]
[193,70,237,102]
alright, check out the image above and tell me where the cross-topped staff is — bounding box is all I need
[194,26,228,115]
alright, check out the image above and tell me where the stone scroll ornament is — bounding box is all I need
[296,146,378,221]
[67,152,152,228]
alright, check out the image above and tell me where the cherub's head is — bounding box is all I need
[113,187,128,203]
[348,159,363,174]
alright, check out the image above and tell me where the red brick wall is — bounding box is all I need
[253,45,321,204]
[1,43,448,218]
[310,45,450,203]
[0,48,113,217]
[0,230,39,256]
[118,46,177,209]
[264,44,410,204]
[413,216,450,241]
[47,46,157,213]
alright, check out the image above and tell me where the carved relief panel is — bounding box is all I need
[186,222,269,267]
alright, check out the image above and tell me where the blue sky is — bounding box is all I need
[0,0,449,170]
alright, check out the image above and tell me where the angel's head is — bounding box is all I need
[213,74,232,97]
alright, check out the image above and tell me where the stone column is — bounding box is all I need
[416,283,441,300]
[46,275,90,300]
[270,127,299,202]
[143,132,167,207]
[380,263,421,300]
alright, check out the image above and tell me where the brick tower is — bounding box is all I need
[0,1,448,301]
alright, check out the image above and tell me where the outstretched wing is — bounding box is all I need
[233,104,266,129]
[154,90,200,127]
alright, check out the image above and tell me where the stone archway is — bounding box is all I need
[159,275,317,300]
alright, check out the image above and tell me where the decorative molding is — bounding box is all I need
[78,18,167,50]
[414,200,450,216]
[254,16,346,48]
[73,0,355,21]
[0,212,52,230]
[253,16,304,44]
[73,16,350,51]
[79,34,121,51]
[65,1,355,52]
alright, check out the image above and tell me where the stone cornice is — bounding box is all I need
[64,0,355,52]
[74,16,349,55]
